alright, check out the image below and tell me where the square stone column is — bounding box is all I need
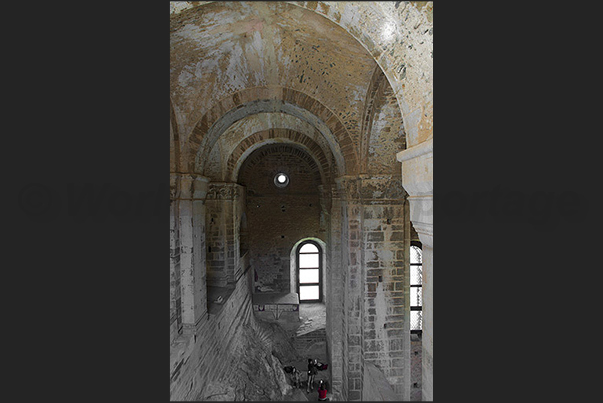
[335,176,364,402]
[357,175,409,401]
[172,173,210,336]
[397,139,433,401]
[170,173,182,342]
[328,189,344,398]
[332,175,411,401]
[205,183,244,288]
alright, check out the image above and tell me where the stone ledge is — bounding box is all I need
[396,138,433,163]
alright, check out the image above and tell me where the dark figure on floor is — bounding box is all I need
[291,366,301,388]
[318,379,328,401]
[284,366,301,388]
[306,358,318,393]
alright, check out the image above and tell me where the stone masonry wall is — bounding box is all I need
[170,174,209,343]
[410,335,422,401]
[170,259,254,400]
[362,201,408,398]
[170,198,183,343]
[330,175,409,401]
[326,194,344,398]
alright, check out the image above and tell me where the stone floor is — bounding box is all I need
[257,302,330,401]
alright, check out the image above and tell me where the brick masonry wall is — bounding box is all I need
[326,196,344,398]
[345,201,363,402]
[239,145,323,294]
[330,176,409,401]
[362,202,408,398]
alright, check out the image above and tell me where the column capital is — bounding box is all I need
[170,173,211,200]
[408,195,433,248]
[396,138,433,163]
[333,175,360,200]
[397,139,433,198]
[206,182,243,201]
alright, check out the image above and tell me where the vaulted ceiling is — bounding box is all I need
[170,1,430,184]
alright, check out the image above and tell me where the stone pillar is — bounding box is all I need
[172,173,210,337]
[170,173,182,343]
[328,186,344,399]
[334,176,364,401]
[319,184,332,304]
[402,197,412,400]
[357,175,409,401]
[205,183,243,288]
[397,139,433,401]
[331,175,411,401]
[192,175,210,325]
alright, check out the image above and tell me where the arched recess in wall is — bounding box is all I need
[290,237,327,303]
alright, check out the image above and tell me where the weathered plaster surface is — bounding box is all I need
[170,1,376,152]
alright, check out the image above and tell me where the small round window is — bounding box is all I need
[274,173,289,188]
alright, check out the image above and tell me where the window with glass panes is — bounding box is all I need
[297,241,322,302]
[410,242,423,333]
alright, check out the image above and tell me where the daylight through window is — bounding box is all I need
[297,241,322,301]
[410,242,423,333]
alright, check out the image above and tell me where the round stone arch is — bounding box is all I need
[185,87,358,175]
[224,128,340,185]
[290,237,327,303]
[172,1,433,150]
[283,1,433,148]
[202,112,343,182]
[236,141,323,188]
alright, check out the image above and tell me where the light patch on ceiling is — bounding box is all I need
[381,20,396,42]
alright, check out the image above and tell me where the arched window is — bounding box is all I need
[297,241,322,302]
[410,242,423,333]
